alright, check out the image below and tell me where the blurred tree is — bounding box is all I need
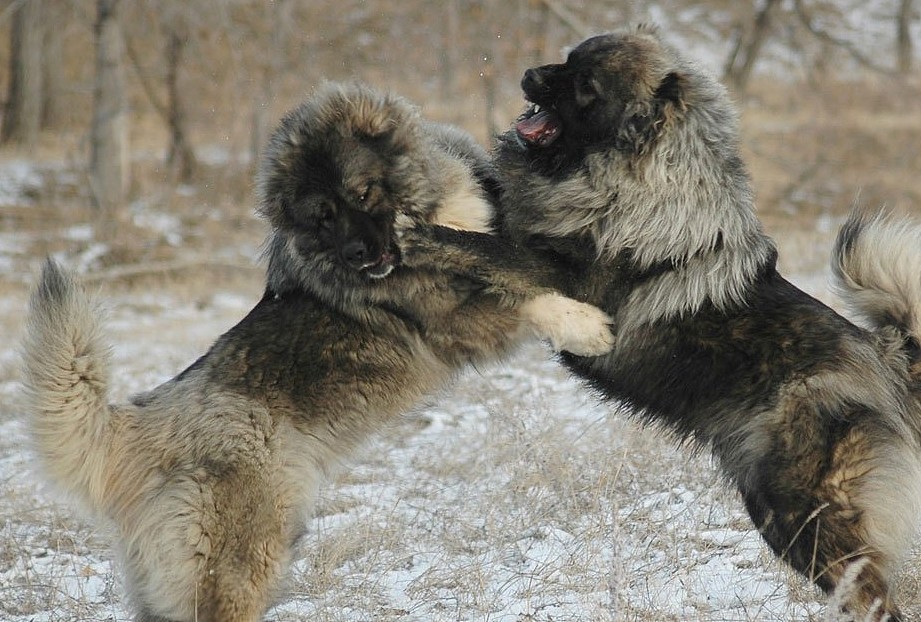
[90,0,129,212]
[2,0,44,145]
[792,0,896,74]
[474,0,502,137]
[164,23,196,183]
[897,0,915,73]
[123,2,204,183]
[438,0,460,110]
[539,0,589,39]
[251,0,290,166]
[40,1,67,129]
[522,0,550,65]
[723,0,782,94]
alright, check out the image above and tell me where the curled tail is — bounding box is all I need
[832,208,921,353]
[21,259,113,510]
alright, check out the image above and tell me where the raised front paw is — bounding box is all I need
[395,223,440,269]
[520,293,614,357]
[392,213,417,240]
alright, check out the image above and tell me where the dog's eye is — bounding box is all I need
[317,202,336,232]
[575,75,600,108]
[358,182,376,203]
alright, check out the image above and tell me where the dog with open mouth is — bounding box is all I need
[497,27,921,620]
[404,26,921,620]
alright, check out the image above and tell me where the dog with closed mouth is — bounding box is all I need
[21,82,614,622]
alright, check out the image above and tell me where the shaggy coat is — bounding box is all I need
[21,83,612,622]
[408,27,921,620]
[495,28,921,620]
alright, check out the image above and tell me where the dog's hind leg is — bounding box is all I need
[195,469,293,622]
[126,464,292,622]
[740,419,919,621]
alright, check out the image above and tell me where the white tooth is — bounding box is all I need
[533,104,541,113]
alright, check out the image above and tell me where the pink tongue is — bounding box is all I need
[515,110,561,146]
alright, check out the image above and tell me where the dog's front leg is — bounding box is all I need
[397,223,575,297]
[397,224,613,356]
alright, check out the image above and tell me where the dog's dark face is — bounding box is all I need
[271,133,403,280]
[512,29,686,174]
[258,83,445,298]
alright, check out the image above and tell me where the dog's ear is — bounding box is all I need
[351,103,401,139]
[614,72,688,156]
[350,96,419,152]
[614,101,656,156]
[654,72,687,112]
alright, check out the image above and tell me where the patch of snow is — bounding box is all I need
[130,200,184,245]
[64,224,95,242]
[0,159,42,206]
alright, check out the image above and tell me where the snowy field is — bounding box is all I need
[0,169,918,621]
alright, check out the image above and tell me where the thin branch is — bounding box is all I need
[81,259,258,283]
[539,0,591,39]
[0,0,28,25]
[792,0,897,75]
[123,31,170,123]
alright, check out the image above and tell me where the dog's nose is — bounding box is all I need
[522,68,544,91]
[342,240,368,267]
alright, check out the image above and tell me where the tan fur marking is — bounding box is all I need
[432,182,493,233]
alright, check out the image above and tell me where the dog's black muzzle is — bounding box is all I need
[521,64,567,105]
[335,207,398,278]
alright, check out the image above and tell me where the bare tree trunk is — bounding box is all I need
[722,25,745,80]
[2,0,44,145]
[251,0,289,165]
[481,55,498,140]
[438,0,460,113]
[539,0,589,39]
[897,0,915,74]
[534,0,551,62]
[517,0,549,66]
[478,1,500,140]
[724,0,782,94]
[90,0,129,213]
[41,1,66,129]
[165,27,196,183]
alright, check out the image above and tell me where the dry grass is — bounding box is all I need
[741,77,921,222]
[2,75,921,620]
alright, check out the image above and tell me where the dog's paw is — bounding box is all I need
[393,213,417,241]
[520,293,614,356]
[395,224,438,268]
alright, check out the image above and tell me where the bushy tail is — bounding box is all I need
[832,208,921,350]
[21,259,113,510]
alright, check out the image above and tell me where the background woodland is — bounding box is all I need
[1,0,919,245]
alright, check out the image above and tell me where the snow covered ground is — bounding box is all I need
[4,237,914,621]
[1,154,917,621]
[0,286,809,622]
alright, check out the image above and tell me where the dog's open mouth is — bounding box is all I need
[516,103,562,147]
[363,249,399,279]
